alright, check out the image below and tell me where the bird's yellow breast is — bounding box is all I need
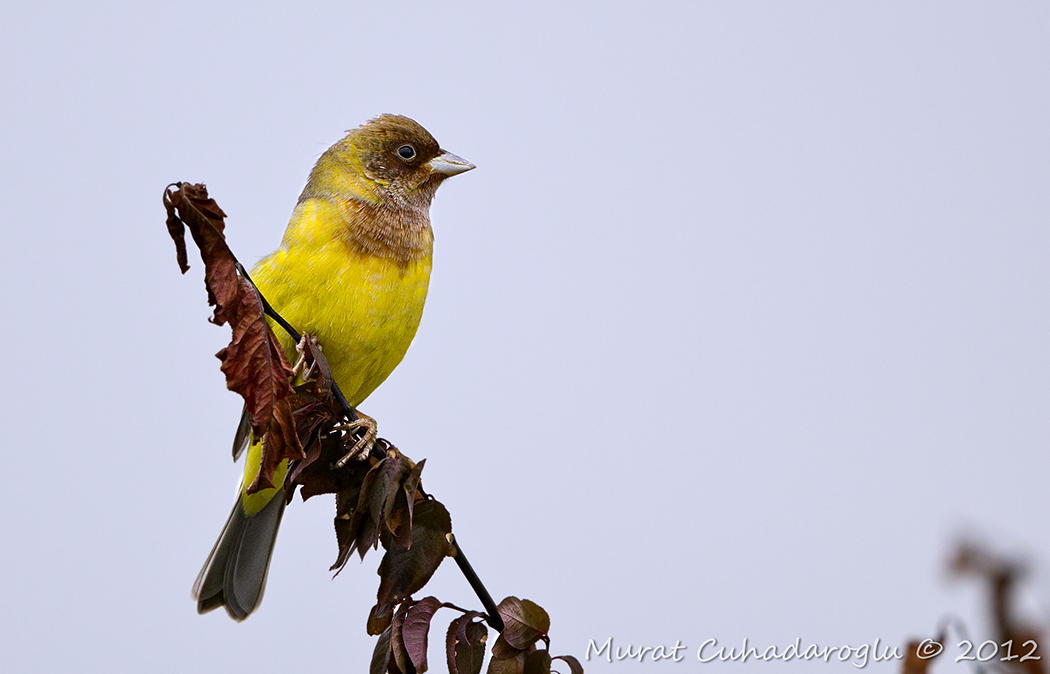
[250,197,433,407]
[239,197,432,512]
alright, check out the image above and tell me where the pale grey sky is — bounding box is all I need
[2,2,1049,672]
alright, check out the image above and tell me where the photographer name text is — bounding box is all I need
[585,637,1041,668]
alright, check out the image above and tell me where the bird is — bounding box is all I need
[192,114,474,621]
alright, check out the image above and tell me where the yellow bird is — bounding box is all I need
[192,115,474,620]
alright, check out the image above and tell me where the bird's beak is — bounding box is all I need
[427,151,475,177]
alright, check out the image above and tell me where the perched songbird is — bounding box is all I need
[192,115,474,620]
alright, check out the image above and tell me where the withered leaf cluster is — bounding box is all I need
[165,182,581,673]
[164,182,303,492]
[902,540,1049,674]
[948,542,1045,674]
[373,597,582,674]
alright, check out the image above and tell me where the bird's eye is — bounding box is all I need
[397,144,416,160]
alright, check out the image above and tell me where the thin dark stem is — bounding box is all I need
[450,535,505,632]
[239,263,300,342]
[236,263,502,631]
[239,263,357,421]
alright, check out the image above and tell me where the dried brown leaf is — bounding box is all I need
[523,651,552,674]
[446,613,488,674]
[373,499,453,619]
[369,603,395,637]
[391,601,415,674]
[490,634,522,661]
[164,182,302,493]
[358,455,408,554]
[497,598,551,650]
[372,625,396,674]
[331,453,413,572]
[488,652,526,674]
[391,459,426,549]
[248,399,299,492]
[403,596,445,673]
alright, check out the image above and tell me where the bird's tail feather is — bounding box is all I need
[192,492,285,621]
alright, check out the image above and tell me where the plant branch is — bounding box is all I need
[449,535,504,632]
[237,263,358,422]
[235,263,504,631]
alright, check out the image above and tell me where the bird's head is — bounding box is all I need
[327,114,474,210]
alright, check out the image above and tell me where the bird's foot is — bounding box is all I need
[334,413,378,467]
[291,334,319,382]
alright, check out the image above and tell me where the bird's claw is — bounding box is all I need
[291,334,317,381]
[334,415,378,467]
